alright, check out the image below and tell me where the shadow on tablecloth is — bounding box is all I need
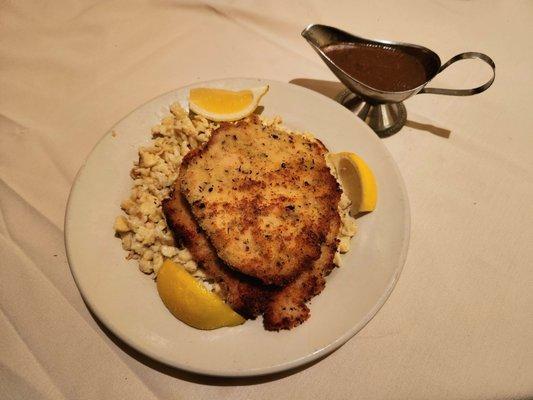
[289,78,451,139]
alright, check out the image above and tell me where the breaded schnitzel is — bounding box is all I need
[263,214,340,330]
[163,174,340,330]
[162,181,274,319]
[179,116,341,286]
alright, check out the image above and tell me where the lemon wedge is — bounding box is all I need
[156,260,245,330]
[189,85,269,121]
[327,152,378,216]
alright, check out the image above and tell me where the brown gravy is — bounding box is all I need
[322,42,430,92]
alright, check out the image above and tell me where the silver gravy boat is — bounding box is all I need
[302,24,495,136]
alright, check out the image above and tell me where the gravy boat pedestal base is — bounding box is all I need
[336,89,407,137]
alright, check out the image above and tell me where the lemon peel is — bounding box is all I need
[327,152,377,216]
[189,86,269,121]
[157,260,245,330]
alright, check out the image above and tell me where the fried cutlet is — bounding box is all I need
[162,182,274,319]
[179,116,341,286]
[263,214,340,330]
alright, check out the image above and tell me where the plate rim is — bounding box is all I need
[64,77,410,377]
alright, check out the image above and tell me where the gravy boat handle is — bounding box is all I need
[420,52,495,96]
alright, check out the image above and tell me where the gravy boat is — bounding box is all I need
[302,24,495,136]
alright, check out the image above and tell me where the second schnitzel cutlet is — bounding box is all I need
[179,116,341,286]
[162,181,274,319]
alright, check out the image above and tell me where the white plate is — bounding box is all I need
[65,78,410,377]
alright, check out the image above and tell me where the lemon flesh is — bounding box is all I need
[156,260,245,330]
[328,152,377,216]
[189,85,269,122]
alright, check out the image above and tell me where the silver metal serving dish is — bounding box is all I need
[302,24,496,136]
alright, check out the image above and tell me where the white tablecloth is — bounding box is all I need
[1,1,532,399]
